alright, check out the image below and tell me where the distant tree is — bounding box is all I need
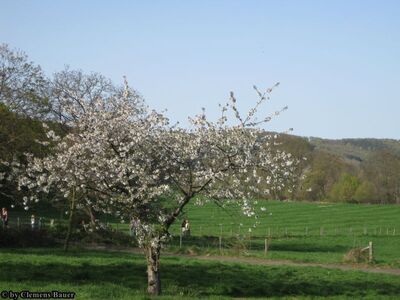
[49,67,142,126]
[271,134,313,200]
[0,103,52,207]
[362,151,400,204]
[328,173,360,203]
[299,151,350,201]
[0,44,50,118]
[353,181,378,203]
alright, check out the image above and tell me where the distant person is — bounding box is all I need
[1,207,8,229]
[130,217,139,237]
[81,220,88,232]
[181,219,190,237]
[31,214,36,230]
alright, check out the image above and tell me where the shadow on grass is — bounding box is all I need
[0,249,399,298]
[0,247,144,259]
[267,242,348,253]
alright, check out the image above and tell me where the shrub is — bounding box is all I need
[343,248,369,263]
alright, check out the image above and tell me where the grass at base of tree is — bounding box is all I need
[0,247,400,299]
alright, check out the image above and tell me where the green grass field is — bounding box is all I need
[169,200,400,237]
[2,201,400,298]
[1,247,400,299]
[166,201,400,267]
[6,200,400,267]
[9,200,400,237]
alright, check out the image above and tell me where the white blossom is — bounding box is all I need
[8,81,296,253]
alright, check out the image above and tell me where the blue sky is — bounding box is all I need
[1,0,399,139]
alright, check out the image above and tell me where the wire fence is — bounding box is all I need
[1,216,396,263]
[2,215,398,238]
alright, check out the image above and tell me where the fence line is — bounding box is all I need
[2,216,398,239]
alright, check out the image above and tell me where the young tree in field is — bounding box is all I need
[11,82,296,295]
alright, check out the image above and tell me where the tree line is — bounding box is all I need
[271,135,400,204]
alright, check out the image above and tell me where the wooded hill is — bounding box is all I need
[309,137,400,163]
[273,134,400,204]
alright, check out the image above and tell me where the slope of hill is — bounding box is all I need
[307,137,400,162]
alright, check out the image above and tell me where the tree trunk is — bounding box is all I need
[64,187,76,252]
[145,242,161,295]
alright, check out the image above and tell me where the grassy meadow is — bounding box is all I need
[1,247,400,299]
[6,200,400,267]
[165,200,400,267]
[169,200,400,237]
[106,200,400,267]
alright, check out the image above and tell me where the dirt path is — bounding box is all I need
[192,255,400,276]
[83,244,400,276]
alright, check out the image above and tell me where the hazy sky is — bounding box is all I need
[1,0,399,139]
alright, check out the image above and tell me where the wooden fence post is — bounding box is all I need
[264,238,268,255]
[369,241,373,263]
[219,224,223,254]
[179,230,182,249]
[249,232,252,250]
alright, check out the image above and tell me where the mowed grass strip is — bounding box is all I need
[1,247,400,299]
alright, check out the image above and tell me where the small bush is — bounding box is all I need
[343,248,369,263]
